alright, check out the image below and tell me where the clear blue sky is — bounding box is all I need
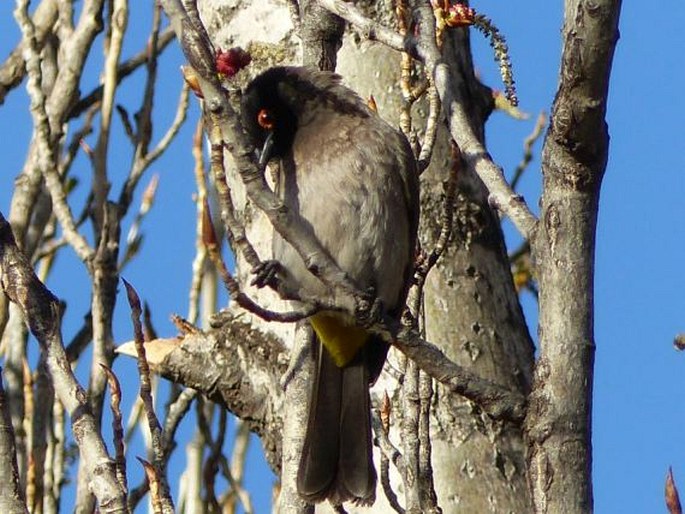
[1,1,684,512]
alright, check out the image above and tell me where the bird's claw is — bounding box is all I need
[251,260,282,289]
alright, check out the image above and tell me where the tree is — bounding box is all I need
[0,1,623,513]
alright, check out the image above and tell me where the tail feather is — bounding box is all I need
[296,338,376,505]
[339,360,376,503]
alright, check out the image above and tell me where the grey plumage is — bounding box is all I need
[242,66,419,505]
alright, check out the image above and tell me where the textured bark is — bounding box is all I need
[525,1,622,513]
[417,29,534,514]
[0,374,28,514]
[153,317,289,471]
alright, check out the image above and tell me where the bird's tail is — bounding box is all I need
[296,338,376,505]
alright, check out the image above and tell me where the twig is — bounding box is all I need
[373,404,407,493]
[223,420,253,514]
[198,403,225,513]
[202,198,318,323]
[0,0,58,105]
[511,111,546,191]
[318,0,408,53]
[203,122,270,295]
[92,0,128,230]
[144,83,191,165]
[123,279,175,514]
[188,118,209,325]
[138,457,164,514]
[30,357,53,513]
[401,361,422,511]
[68,27,176,119]
[417,371,439,511]
[162,388,197,458]
[417,81,441,174]
[120,174,160,270]
[101,364,128,492]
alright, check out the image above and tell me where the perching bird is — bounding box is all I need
[241,66,419,505]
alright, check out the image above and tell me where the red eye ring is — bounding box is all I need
[257,108,275,130]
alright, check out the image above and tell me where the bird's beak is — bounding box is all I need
[258,131,275,169]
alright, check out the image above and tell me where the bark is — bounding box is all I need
[525,1,622,513]
[416,28,534,514]
[0,372,27,514]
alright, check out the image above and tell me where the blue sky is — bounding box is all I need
[1,1,684,512]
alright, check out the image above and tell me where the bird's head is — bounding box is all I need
[241,67,298,165]
[241,67,370,166]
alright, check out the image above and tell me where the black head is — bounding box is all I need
[241,67,298,163]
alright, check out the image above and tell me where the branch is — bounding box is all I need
[411,2,538,239]
[116,310,289,472]
[14,0,94,263]
[0,0,58,105]
[0,211,126,512]
[123,280,175,514]
[68,27,175,120]
[526,1,622,512]
[0,369,26,514]
[317,0,408,53]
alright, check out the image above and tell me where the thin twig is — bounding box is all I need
[123,279,175,514]
[188,118,208,325]
[101,364,128,492]
[68,27,175,119]
[318,0,408,53]
[0,364,27,514]
[401,360,422,511]
[511,111,546,191]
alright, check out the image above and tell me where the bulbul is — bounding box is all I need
[241,66,419,505]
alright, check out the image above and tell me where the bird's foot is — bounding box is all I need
[251,260,282,289]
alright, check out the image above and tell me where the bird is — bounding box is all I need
[241,66,420,505]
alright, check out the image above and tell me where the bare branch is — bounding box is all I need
[0,211,127,511]
[123,279,175,514]
[0,366,27,514]
[318,0,408,53]
[101,365,128,492]
[410,2,538,240]
[526,1,622,512]
[0,0,58,105]
[14,0,94,263]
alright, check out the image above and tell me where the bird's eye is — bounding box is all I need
[257,108,275,130]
